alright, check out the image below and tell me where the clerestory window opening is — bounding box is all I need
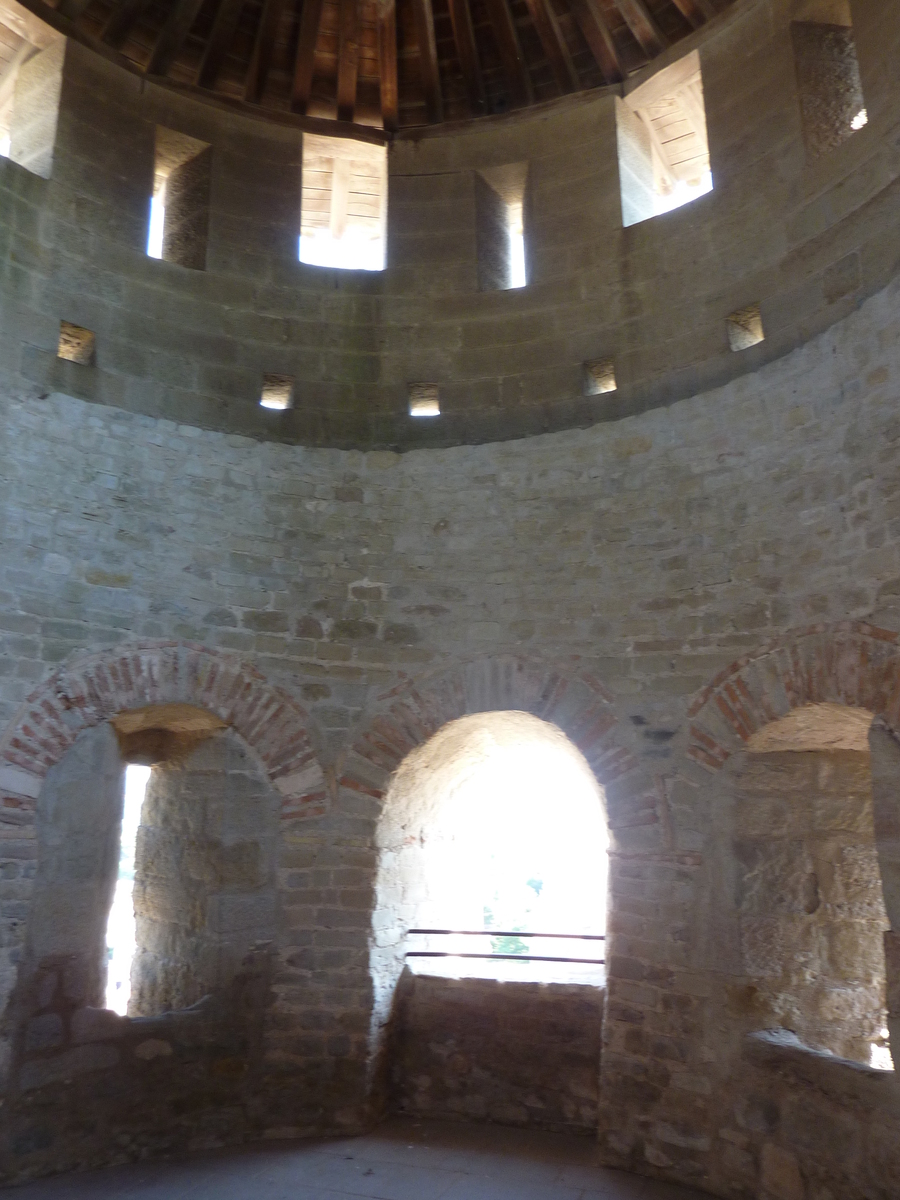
[617,49,712,227]
[0,1,64,178]
[104,763,151,1015]
[147,126,212,269]
[475,163,529,291]
[790,1,867,158]
[299,132,387,271]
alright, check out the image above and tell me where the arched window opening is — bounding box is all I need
[371,711,608,1029]
[736,703,892,1070]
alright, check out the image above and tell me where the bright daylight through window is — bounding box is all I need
[300,132,387,271]
[105,763,151,1014]
[391,712,608,984]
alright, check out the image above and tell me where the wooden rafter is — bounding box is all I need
[484,0,532,108]
[670,0,716,25]
[55,0,96,21]
[198,0,246,89]
[102,0,154,47]
[244,0,286,102]
[411,0,443,124]
[447,0,486,115]
[147,0,207,75]
[377,0,399,131]
[522,0,577,92]
[291,0,326,114]
[614,0,667,56]
[568,0,623,84]
[336,0,360,122]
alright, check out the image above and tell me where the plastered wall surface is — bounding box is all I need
[0,1,899,449]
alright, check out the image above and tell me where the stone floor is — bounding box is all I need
[7,1117,710,1199]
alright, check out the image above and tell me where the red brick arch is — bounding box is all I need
[686,621,900,772]
[340,656,647,829]
[0,641,326,818]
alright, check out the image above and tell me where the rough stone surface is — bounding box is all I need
[390,971,604,1132]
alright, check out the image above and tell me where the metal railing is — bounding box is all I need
[405,928,605,965]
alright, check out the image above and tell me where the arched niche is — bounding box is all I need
[337,655,648,1098]
[687,623,900,1067]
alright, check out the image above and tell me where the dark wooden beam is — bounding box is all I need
[447,0,485,115]
[291,0,326,114]
[522,0,578,93]
[567,0,623,84]
[614,0,667,56]
[336,0,360,122]
[55,0,96,22]
[377,0,399,131]
[669,0,716,26]
[147,0,207,76]
[411,0,443,124]
[102,0,154,48]
[198,0,246,89]
[244,0,286,102]
[484,0,532,108]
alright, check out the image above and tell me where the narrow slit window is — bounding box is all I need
[409,382,440,417]
[300,133,387,272]
[791,2,866,158]
[617,50,712,228]
[726,303,765,351]
[149,126,211,270]
[475,162,528,291]
[0,5,64,179]
[260,373,294,410]
[58,320,95,365]
[105,764,151,1015]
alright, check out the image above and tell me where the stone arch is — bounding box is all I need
[343,655,647,1099]
[341,655,639,809]
[686,621,900,773]
[686,620,900,1064]
[0,640,327,819]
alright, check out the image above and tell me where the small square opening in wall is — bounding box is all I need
[726,304,765,352]
[616,49,712,228]
[584,358,617,396]
[260,373,294,410]
[791,1,866,158]
[409,383,440,418]
[57,321,95,366]
[148,126,211,270]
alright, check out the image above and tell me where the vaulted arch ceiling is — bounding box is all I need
[38,0,735,129]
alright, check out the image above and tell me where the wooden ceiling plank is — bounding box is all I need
[411,0,443,124]
[244,0,286,102]
[102,0,154,48]
[447,0,486,115]
[147,0,207,75]
[377,0,399,131]
[198,0,247,89]
[522,0,578,92]
[614,0,667,56]
[291,0,326,114]
[336,0,360,123]
[567,0,623,84]
[483,0,532,108]
[55,0,98,22]
[668,0,715,28]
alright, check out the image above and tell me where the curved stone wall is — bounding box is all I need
[1,248,900,1189]
[0,0,898,449]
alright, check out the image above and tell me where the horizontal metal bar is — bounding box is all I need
[406,952,606,964]
[407,929,605,940]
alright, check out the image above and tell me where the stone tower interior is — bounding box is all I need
[1,0,900,1196]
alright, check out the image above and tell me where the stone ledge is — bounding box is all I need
[743,1029,898,1105]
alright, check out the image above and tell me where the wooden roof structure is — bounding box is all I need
[20,0,736,130]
